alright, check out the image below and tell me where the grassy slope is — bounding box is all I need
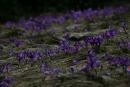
[0,12,130,87]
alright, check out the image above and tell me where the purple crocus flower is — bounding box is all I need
[84,35,103,46]
[81,49,100,72]
[108,55,130,66]
[16,51,26,63]
[74,41,83,51]
[14,40,23,47]
[58,40,70,53]
[87,50,100,68]
[84,36,93,44]
[27,51,35,59]
[93,35,103,46]
[26,50,41,62]
[103,29,116,39]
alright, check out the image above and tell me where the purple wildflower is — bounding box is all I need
[81,49,100,72]
[16,51,26,63]
[103,29,116,39]
[108,55,130,66]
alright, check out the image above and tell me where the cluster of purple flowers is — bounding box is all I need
[108,55,130,66]
[101,53,130,73]
[84,35,103,46]
[58,40,85,54]
[15,40,85,62]
[81,51,130,73]
[84,28,117,47]
[5,6,128,33]
[16,50,41,63]
[81,49,100,72]
[13,24,121,68]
